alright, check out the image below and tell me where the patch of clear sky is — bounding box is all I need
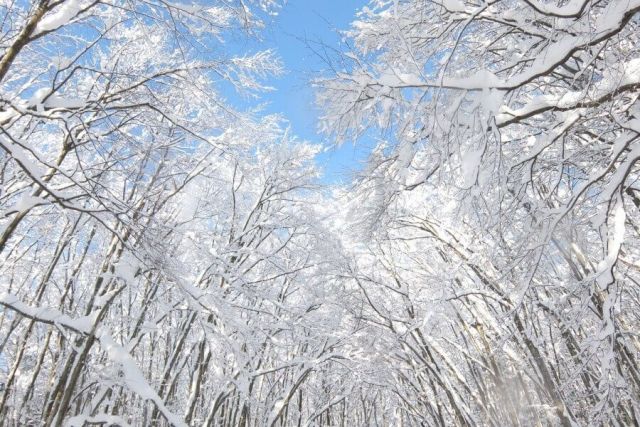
[227,0,375,185]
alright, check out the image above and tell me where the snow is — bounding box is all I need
[35,0,82,35]
[29,87,50,113]
[271,399,285,416]
[480,88,504,114]
[99,333,187,427]
[443,69,502,89]
[177,182,200,221]
[2,0,639,425]
[113,254,138,284]
[0,293,95,334]
[264,392,289,424]
[65,414,131,427]
[7,194,46,213]
[2,141,46,181]
[600,137,640,204]
[92,288,122,309]
[376,70,425,87]
[461,146,483,187]
[522,0,586,17]
[0,109,18,125]
[397,141,414,169]
[29,87,86,111]
[506,0,640,88]
[496,59,640,126]
[44,95,86,109]
[441,0,467,12]
[596,194,627,289]
[623,58,640,84]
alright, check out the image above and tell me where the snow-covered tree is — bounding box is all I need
[318,0,640,424]
[2,0,639,425]
[0,1,357,425]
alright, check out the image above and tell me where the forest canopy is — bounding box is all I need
[0,0,639,425]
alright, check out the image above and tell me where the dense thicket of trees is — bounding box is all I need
[318,0,640,424]
[0,0,638,425]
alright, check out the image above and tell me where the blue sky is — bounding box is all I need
[231,0,374,184]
